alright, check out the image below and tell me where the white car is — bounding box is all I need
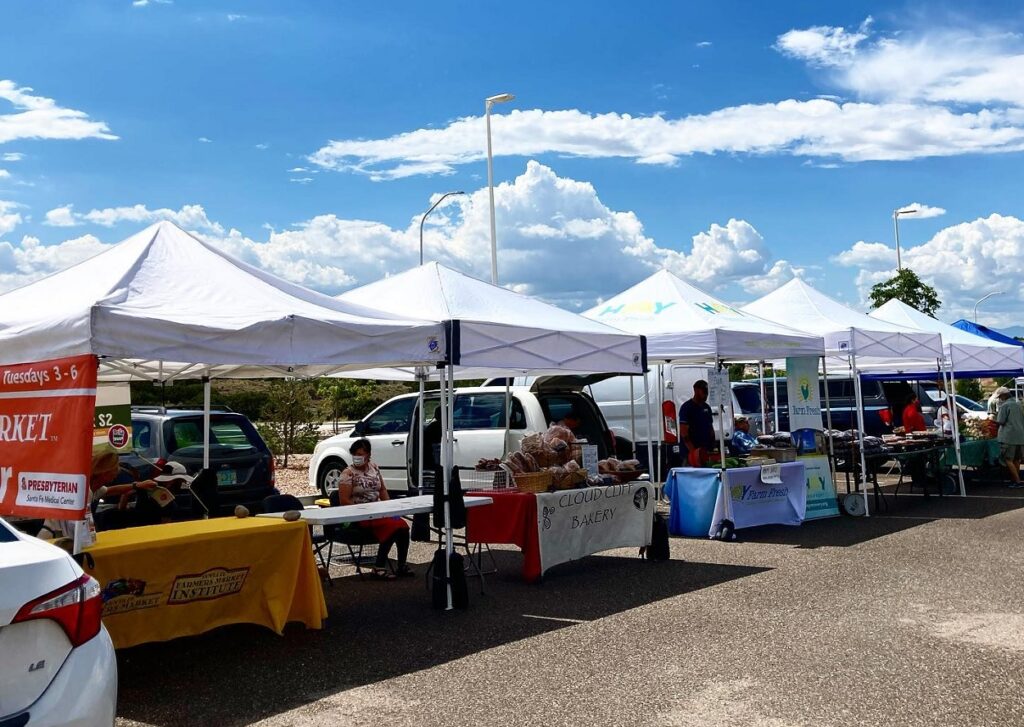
[309,381,619,495]
[0,518,117,726]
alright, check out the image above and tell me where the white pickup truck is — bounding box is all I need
[308,380,619,495]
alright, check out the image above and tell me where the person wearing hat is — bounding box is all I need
[729,415,757,455]
[988,386,1010,417]
[995,388,1024,488]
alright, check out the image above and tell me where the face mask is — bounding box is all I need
[352,455,367,467]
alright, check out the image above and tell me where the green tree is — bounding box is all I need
[869,268,941,316]
[727,363,746,381]
[956,378,984,402]
[261,380,320,466]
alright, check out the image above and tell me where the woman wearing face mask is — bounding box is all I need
[337,438,412,579]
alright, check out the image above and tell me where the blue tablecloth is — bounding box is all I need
[664,468,722,537]
[666,463,807,538]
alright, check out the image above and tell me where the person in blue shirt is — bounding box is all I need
[679,380,716,466]
[729,415,758,455]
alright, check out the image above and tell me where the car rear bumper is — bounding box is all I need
[20,627,117,726]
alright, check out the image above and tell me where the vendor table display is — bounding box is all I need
[665,462,807,537]
[84,517,326,649]
[832,436,955,512]
[466,482,654,582]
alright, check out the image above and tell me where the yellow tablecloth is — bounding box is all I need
[84,517,327,649]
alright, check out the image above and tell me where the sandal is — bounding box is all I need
[370,568,396,581]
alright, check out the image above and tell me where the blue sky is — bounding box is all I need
[1,1,1023,327]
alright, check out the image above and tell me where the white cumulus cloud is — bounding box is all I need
[0,163,796,309]
[835,213,1024,325]
[309,20,1024,179]
[309,103,1024,179]
[80,203,224,234]
[0,80,116,144]
[896,202,946,219]
[44,204,79,227]
[0,201,22,236]
[775,18,872,67]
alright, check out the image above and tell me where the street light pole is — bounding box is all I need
[485,92,515,284]
[974,291,1004,323]
[892,207,920,272]
[419,191,465,266]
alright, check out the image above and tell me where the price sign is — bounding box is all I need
[581,444,599,476]
[760,463,782,484]
[708,370,731,409]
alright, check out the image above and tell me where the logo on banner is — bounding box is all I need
[107,424,130,449]
[598,301,676,317]
[632,487,649,511]
[168,567,249,604]
[427,337,440,354]
[695,301,742,316]
[101,578,163,615]
[799,376,812,402]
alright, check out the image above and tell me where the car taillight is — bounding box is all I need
[879,408,893,426]
[13,574,103,647]
[269,455,276,486]
[662,400,678,443]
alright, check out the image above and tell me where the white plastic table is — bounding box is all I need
[257,494,493,525]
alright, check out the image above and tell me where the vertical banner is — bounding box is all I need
[785,356,824,432]
[0,355,98,520]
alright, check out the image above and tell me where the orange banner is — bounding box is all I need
[0,355,98,520]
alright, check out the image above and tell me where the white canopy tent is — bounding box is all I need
[0,222,492,606]
[743,279,947,514]
[337,262,646,379]
[582,270,825,522]
[336,262,652,539]
[742,279,944,363]
[863,299,1024,500]
[866,299,1024,378]
[0,221,448,379]
[583,269,825,363]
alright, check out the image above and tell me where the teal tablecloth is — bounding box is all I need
[941,439,999,468]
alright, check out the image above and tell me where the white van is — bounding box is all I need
[308,380,618,495]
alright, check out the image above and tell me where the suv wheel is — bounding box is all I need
[317,457,347,497]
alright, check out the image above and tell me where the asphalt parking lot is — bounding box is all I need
[115,476,1024,727]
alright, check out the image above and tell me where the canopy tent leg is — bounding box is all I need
[656,364,666,481]
[758,361,767,437]
[942,360,967,497]
[772,365,780,434]
[716,360,733,523]
[503,380,512,457]
[417,369,426,495]
[202,373,211,472]
[629,376,637,459]
[821,355,836,483]
[437,364,453,611]
[850,352,871,517]
[643,372,657,497]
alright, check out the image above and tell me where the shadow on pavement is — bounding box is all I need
[732,488,1024,549]
[115,549,766,727]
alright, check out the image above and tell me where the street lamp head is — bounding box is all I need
[486,93,516,105]
[895,207,920,217]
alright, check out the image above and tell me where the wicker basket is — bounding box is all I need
[553,469,588,490]
[514,470,553,493]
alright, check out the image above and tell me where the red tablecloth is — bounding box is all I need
[465,490,541,583]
